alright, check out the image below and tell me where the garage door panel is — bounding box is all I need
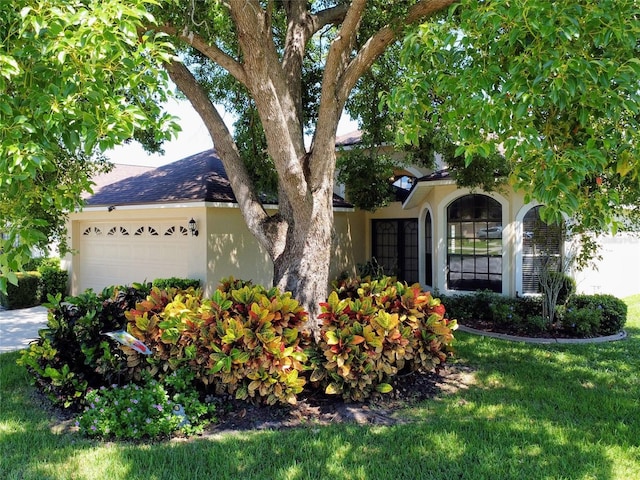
[79,221,191,292]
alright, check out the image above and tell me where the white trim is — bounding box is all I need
[514,202,571,296]
[403,179,455,210]
[514,201,541,296]
[78,201,210,212]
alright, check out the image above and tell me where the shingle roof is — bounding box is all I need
[86,150,234,206]
[335,130,363,147]
[86,149,352,208]
[84,164,154,199]
[415,168,453,183]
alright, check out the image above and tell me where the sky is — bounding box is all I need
[105,99,359,167]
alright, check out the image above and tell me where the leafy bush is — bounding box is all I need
[0,272,40,309]
[77,369,215,440]
[23,257,46,271]
[436,292,476,323]
[488,296,522,327]
[567,294,627,335]
[563,307,602,337]
[18,285,149,408]
[19,276,459,437]
[440,289,501,324]
[513,295,544,320]
[152,277,201,290]
[124,279,311,405]
[355,257,386,281]
[314,276,456,401]
[523,315,549,333]
[37,258,68,302]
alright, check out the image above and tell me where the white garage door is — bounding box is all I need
[78,221,192,292]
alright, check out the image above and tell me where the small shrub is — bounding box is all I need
[356,258,386,281]
[513,295,544,320]
[152,277,201,290]
[77,369,215,440]
[522,314,549,334]
[315,276,456,402]
[18,285,149,408]
[38,258,68,302]
[567,294,627,335]
[489,297,522,327]
[23,257,46,271]
[563,307,602,337]
[437,293,477,323]
[441,290,520,325]
[0,272,40,309]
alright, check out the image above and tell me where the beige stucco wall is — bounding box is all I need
[67,203,365,297]
[203,206,368,290]
[204,206,272,291]
[332,210,368,279]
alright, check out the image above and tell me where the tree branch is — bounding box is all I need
[279,3,349,137]
[156,24,248,87]
[228,0,310,213]
[164,59,286,256]
[338,0,458,103]
[312,0,367,166]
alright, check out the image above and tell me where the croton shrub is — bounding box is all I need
[313,277,457,401]
[124,278,310,405]
[17,285,149,407]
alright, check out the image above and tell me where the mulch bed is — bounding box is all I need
[200,364,476,437]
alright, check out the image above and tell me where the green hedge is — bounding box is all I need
[567,294,627,335]
[0,272,41,309]
[152,277,201,290]
[441,289,626,337]
[38,259,68,302]
[1,258,68,308]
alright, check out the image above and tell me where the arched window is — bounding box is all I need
[447,194,502,292]
[522,206,564,294]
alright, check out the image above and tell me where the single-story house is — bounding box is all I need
[65,150,363,297]
[65,134,640,298]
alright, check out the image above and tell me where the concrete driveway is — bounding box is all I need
[0,306,48,353]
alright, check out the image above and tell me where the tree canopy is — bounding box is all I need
[0,0,178,290]
[2,0,639,324]
[389,0,640,235]
[2,0,455,323]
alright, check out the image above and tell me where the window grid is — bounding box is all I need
[447,195,502,293]
[372,219,419,284]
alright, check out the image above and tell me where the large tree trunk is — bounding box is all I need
[161,0,456,336]
[272,149,337,333]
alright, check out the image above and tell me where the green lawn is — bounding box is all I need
[1,295,639,480]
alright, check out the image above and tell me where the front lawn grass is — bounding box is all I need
[1,295,639,480]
